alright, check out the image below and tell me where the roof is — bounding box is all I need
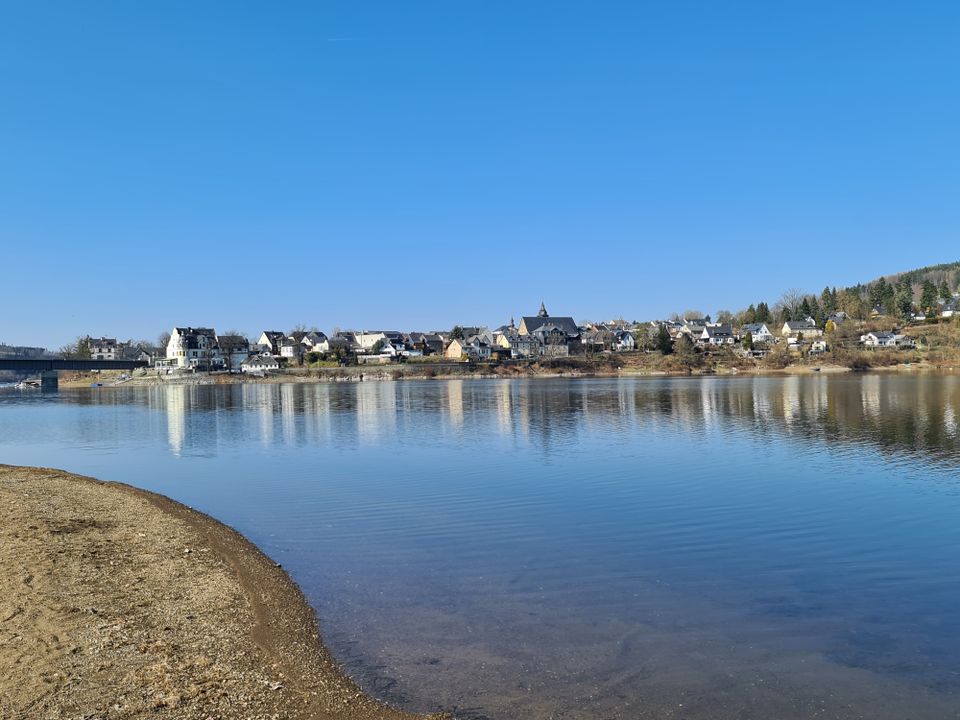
[740,323,769,334]
[784,320,817,330]
[703,324,733,337]
[175,327,216,337]
[217,335,249,351]
[242,355,278,367]
[520,315,580,337]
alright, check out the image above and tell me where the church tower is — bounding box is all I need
[538,300,549,318]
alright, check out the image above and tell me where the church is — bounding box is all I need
[517,302,581,354]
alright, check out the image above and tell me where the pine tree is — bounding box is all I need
[809,295,823,326]
[940,279,952,302]
[920,280,938,314]
[820,287,835,315]
[655,325,673,354]
[895,279,914,320]
[869,278,888,311]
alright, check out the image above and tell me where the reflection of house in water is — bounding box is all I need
[165,385,187,456]
[860,375,881,419]
[301,385,333,442]
[446,380,464,430]
[356,382,397,442]
[242,384,276,446]
[495,380,513,435]
[280,384,297,446]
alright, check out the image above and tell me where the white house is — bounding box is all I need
[613,330,636,351]
[860,331,911,348]
[739,323,776,345]
[942,298,959,318]
[89,337,119,360]
[279,338,303,361]
[257,331,286,355]
[166,327,221,369]
[699,324,735,346]
[300,331,328,350]
[241,355,279,373]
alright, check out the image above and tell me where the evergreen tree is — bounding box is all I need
[655,325,673,354]
[800,297,812,319]
[869,278,888,311]
[920,280,938,314]
[450,325,465,340]
[894,281,914,320]
[755,302,771,323]
[882,282,895,313]
[742,304,757,324]
[940,279,952,302]
[742,331,753,351]
[809,295,824,326]
[820,287,835,315]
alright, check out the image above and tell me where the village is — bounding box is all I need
[5,285,955,380]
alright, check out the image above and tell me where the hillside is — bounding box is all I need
[860,260,960,294]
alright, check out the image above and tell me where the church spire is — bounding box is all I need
[538,300,549,318]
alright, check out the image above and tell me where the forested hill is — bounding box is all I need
[734,260,960,328]
[861,261,960,293]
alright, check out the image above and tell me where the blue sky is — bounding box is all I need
[1,1,957,347]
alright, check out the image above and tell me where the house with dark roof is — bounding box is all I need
[89,337,119,360]
[739,323,776,345]
[257,331,286,355]
[699,324,735,346]
[614,330,636,351]
[217,335,251,370]
[781,319,822,338]
[166,327,220,369]
[517,302,580,353]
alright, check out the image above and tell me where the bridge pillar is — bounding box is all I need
[40,370,58,392]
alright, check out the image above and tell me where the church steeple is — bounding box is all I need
[538,300,549,318]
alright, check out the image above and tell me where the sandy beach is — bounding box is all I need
[0,465,441,720]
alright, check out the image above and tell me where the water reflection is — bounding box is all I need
[68,375,960,466]
[3,375,960,719]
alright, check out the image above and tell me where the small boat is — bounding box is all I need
[91,382,103,387]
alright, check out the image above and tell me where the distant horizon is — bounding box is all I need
[2,3,957,347]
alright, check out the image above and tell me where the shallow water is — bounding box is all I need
[2,375,960,719]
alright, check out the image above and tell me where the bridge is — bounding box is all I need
[0,359,148,390]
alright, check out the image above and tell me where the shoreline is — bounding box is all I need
[0,464,444,720]
[46,358,959,389]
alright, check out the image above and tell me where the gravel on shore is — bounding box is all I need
[0,464,444,720]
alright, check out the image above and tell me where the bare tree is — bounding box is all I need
[779,289,806,317]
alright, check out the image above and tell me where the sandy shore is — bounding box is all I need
[0,465,442,720]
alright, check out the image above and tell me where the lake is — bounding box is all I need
[2,375,959,719]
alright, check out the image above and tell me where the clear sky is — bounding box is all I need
[1,1,958,347]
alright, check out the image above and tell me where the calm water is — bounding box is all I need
[2,376,960,719]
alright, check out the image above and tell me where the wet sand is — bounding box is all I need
[0,464,443,720]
